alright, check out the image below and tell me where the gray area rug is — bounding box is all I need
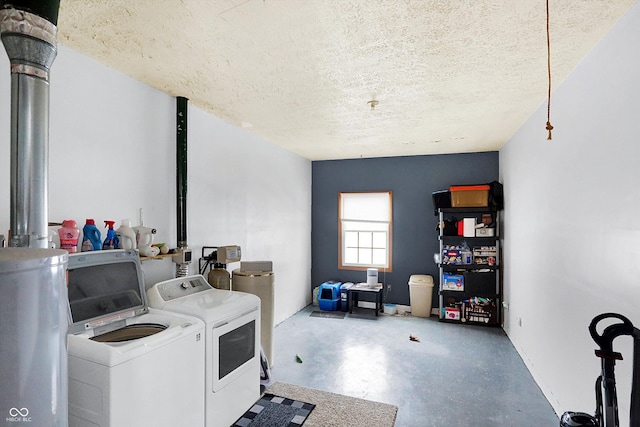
[266,382,398,427]
[309,310,345,319]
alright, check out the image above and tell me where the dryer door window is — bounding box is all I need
[219,320,255,379]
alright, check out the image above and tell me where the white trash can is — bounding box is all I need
[408,274,434,317]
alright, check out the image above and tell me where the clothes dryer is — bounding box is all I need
[147,275,260,427]
[66,250,205,427]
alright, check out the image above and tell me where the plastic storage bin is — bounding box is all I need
[431,190,451,216]
[408,275,434,317]
[450,185,490,207]
[340,282,354,312]
[318,281,342,311]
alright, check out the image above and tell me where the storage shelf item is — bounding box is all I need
[437,207,501,327]
[439,265,498,272]
[449,185,491,208]
[439,235,497,243]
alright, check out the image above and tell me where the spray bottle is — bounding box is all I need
[102,221,119,250]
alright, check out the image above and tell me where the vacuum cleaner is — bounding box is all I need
[560,313,640,427]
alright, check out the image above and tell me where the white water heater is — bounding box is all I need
[0,248,69,426]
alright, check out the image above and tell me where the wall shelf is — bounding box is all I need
[139,253,178,262]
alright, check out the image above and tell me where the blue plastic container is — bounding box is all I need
[81,219,102,251]
[318,281,342,311]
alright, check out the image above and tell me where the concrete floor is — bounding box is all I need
[269,304,560,427]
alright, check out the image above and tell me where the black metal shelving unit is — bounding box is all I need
[437,207,501,326]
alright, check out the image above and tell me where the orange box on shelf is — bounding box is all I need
[449,185,490,207]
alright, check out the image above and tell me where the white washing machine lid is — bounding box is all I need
[67,250,150,335]
[148,275,260,323]
[68,308,204,367]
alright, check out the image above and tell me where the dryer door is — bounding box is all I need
[211,307,260,392]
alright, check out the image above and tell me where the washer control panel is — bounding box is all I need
[147,275,212,304]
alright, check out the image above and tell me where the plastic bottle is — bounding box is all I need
[133,225,159,257]
[81,219,102,252]
[58,220,80,253]
[102,220,119,250]
[116,219,136,250]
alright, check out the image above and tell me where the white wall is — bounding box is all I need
[0,44,312,325]
[500,2,640,425]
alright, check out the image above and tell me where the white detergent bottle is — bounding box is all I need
[115,219,137,250]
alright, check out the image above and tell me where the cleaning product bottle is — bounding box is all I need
[102,220,119,250]
[81,219,102,251]
[115,219,136,250]
[133,225,159,257]
[58,220,80,253]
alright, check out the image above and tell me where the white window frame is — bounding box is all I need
[338,191,393,271]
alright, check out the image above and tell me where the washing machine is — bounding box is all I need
[66,250,206,427]
[147,275,260,427]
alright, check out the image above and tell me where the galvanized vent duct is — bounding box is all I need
[1,0,59,248]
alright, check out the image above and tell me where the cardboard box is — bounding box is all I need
[445,307,461,320]
[475,227,495,237]
[441,245,463,265]
[443,273,464,291]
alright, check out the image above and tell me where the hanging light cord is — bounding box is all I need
[546,0,554,140]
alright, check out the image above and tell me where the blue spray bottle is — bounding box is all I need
[102,220,120,250]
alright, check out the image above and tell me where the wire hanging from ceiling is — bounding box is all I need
[546,0,554,140]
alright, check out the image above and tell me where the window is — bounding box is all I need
[339,191,392,271]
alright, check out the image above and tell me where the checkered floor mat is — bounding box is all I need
[232,393,315,427]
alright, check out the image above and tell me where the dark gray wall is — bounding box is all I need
[311,152,499,307]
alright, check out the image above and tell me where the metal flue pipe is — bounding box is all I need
[1,0,59,248]
[176,96,188,248]
[175,96,190,277]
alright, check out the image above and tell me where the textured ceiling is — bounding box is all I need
[56,0,636,160]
